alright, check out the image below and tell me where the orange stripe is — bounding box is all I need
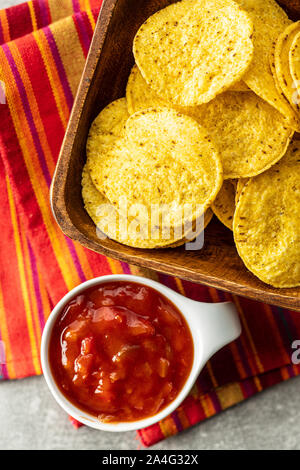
[174,278,185,296]
[176,407,190,429]
[6,175,41,375]
[159,415,178,438]
[72,243,95,280]
[33,29,70,128]
[50,16,86,97]
[85,1,96,30]
[107,258,124,275]
[8,42,56,175]
[0,10,10,43]
[281,366,291,381]
[0,48,81,290]
[253,375,263,392]
[206,360,219,388]
[8,42,82,287]
[28,1,38,31]
[0,285,16,379]
[240,334,258,376]
[229,342,247,379]
[208,287,220,302]
[36,263,52,321]
[199,394,216,417]
[19,220,43,352]
[190,383,199,399]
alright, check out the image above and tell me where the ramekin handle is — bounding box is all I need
[185,299,242,362]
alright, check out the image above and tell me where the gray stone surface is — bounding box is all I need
[2,0,24,8]
[1,374,300,450]
[1,0,300,451]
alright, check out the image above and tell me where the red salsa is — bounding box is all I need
[49,281,194,422]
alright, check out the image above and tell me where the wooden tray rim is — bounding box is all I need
[51,0,300,312]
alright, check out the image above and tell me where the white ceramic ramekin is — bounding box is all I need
[41,274,241,432]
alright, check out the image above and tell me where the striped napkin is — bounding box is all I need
[0,0,300,447]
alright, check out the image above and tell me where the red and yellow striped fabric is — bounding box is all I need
[0,0,300,448]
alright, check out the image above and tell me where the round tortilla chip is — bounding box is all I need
[126,65,161,115]
[236,0,300,131]
[234,140,300,288]
[89,97,129,140]
[87,101,223,234]
[212,180,236,230]
[82,165,213,248]
[161,209,214,248]
[126,65,249,115]
[133,0,253,106]
[289,30,300,105]
[188,91,294,179]
[270,38,288,100]
[126,65,177,115]
[273,21,300,112]
[126,65,250,114]
[235,178,250,204]
[228,81,251,92]
[127,69,293,179]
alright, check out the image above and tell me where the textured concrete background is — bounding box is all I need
[1,374,300,450]
[1,0,300,451]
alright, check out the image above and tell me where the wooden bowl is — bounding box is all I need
[51,0,300,311]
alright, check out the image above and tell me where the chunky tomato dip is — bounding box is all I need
[49,281,194,423]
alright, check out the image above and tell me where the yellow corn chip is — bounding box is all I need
[289,29,300,104]
[236,0,300,131]
[133,0,253,106]
[188,91,294,179]
[87,100,223,239]
[273,21,300,112]
[234,140,300,287]
[82,165,213,248]
[212,180,236,230]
